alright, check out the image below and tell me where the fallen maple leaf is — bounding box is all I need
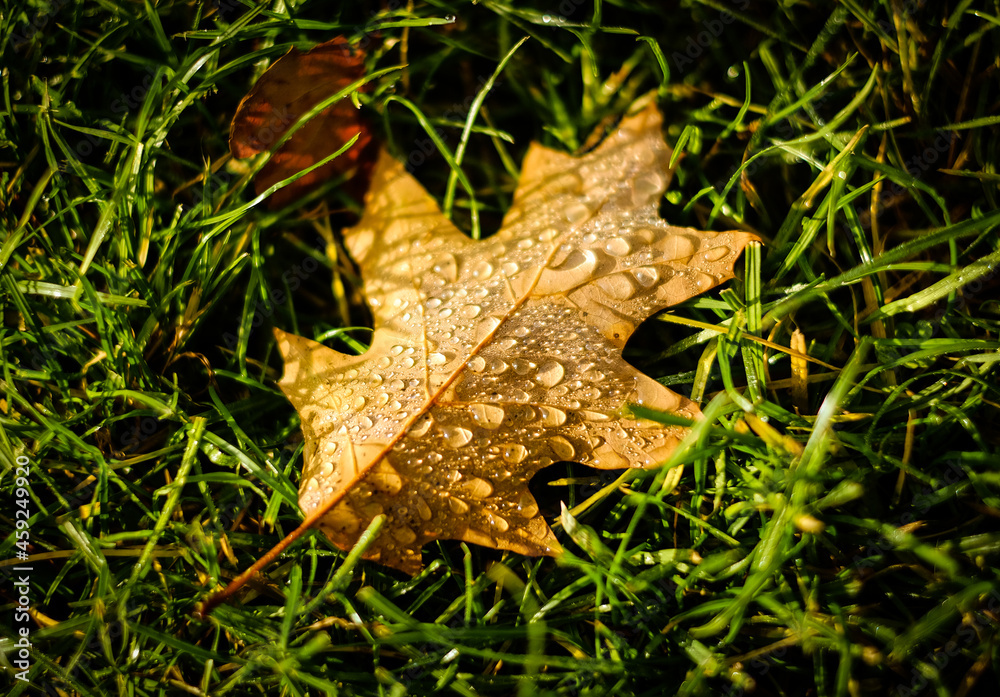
[229,36,374,208]
[270,101,759,575]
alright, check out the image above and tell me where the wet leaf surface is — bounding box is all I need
[277,102,758,573]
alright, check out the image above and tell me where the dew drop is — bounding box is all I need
[433,253,458,282]
[361,502,384,518]
[442,426,474,448]
[663,234,698,259]
[596,273,639,300]
[512,359,536,375]
[400,357,415,368]
[479,316,502,334]
[633,172,664,202]
[389,379,405,392]
[377,356,392,369]
[414,496,433,521]
[604,237,632,256]
[471,403,506,429]
[549,436,576,460]
[538,406,568,426]
[580,410,611,422]
[502,444,528,463]
[631,266,660,287]
[489,358,509,374]
[691,271,715,290]
[461,477,494,499]
[535,359,565,387]
[496,338,517,351]
[369,468,403,495]
[516,491,539,518]
[467,356,487,372]
[358,415,374,429]
[408,415,434,438]
[509,388,530,402]
[484,510,509,532]
[565,202,591,224]
[428,352,448,365]
[391,345,404,356]
[470,261,494,279]
[513,326,530,338]
[702,246,730,262]
[545,248,597,290]
[393,526,417,544]
[460,304,481,318]
[502,262,519,276]
[448,497,470,514]
[549,384,569,398]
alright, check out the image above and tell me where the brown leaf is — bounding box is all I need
[229,36,374,208]
[276,103,759,574]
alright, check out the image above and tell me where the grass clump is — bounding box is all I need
[2,1,999,695]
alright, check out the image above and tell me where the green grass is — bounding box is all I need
[2,0,1000,695]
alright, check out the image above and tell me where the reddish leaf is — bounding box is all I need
[229,36,374,208]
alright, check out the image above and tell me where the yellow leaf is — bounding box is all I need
[277,102,758,574]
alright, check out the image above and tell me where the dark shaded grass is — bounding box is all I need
[2,1,999,695]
